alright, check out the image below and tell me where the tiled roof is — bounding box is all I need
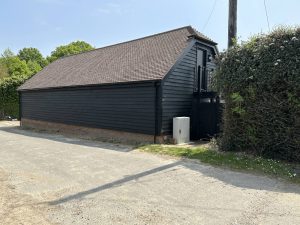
[19,26,216,90]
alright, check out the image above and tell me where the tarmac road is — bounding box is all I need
[0,121,299,225]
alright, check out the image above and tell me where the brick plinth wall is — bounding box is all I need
[21,118,155,144]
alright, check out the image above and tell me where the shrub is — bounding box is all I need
[0,74,31,119]
[214,26,300,162]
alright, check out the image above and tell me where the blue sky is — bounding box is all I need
[0,0,299,56]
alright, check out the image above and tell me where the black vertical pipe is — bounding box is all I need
[154,81,160,143]
[18,91,22,122]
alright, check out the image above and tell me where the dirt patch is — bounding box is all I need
[0,169,54,225]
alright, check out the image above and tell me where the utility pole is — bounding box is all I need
[228,0,237,48]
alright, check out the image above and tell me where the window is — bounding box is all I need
[194,49,207,93]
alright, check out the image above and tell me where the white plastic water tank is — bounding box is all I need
[173,117,190,144]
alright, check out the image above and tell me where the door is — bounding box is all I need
[191,94,222,140]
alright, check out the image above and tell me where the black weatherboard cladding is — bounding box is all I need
[161,41,216,134]
[21,82,157,135]
[18,27,218,138]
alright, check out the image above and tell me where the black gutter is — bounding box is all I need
[18,79,161,93]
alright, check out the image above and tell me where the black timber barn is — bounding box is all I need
[18,26,218,143]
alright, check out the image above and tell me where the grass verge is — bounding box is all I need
[138,144,300,184]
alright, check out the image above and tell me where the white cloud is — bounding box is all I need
[107,3,121,8]
[34,0,64,5]
[96,2,124,15]
[55,26,63,31]
[38,20,48,26]
[97,8,111,14]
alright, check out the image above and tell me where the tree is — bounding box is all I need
[2,49,14,58]
[0,58,9,79]
[27,60,42,75]
[0,74,31,118]
[48,41,94,62]
[18,47,48,68]
[1,49,30,77]
[6,57,30,77]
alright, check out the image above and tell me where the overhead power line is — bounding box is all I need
[202,0,217,32]
[264,0,270,32]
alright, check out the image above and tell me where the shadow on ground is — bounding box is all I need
[46,162,181,205]
[45,160,300,206]
[181,160,300,194]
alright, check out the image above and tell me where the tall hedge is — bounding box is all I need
[0,74,30,119]
[214,27,300,162]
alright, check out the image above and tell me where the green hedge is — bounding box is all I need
[214,27,300,162]
[0,75,30,119]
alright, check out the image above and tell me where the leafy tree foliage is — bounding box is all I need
[27,60,42,75]
[7,57,31,76]
[2,49,14,58]
[0,48,44,78]
[0,59,9,79]
[18,47,48,68]
[1,49,31,77]
[47,41,94,62]
[0,74,31,118]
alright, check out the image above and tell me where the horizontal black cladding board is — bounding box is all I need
[161,41,216,134]
[21,83,157,135]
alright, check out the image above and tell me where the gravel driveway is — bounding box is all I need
[0,121,299,225]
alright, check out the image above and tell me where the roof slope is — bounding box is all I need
[19,26,216,91]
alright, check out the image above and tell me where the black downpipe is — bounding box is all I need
[197,65,201,94]
[18,92,22,122]
[154,81,161,143]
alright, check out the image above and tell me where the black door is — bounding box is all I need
[191,49,221,140]
[191,93,222,140]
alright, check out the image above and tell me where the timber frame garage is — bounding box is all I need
[18,26,218,143]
